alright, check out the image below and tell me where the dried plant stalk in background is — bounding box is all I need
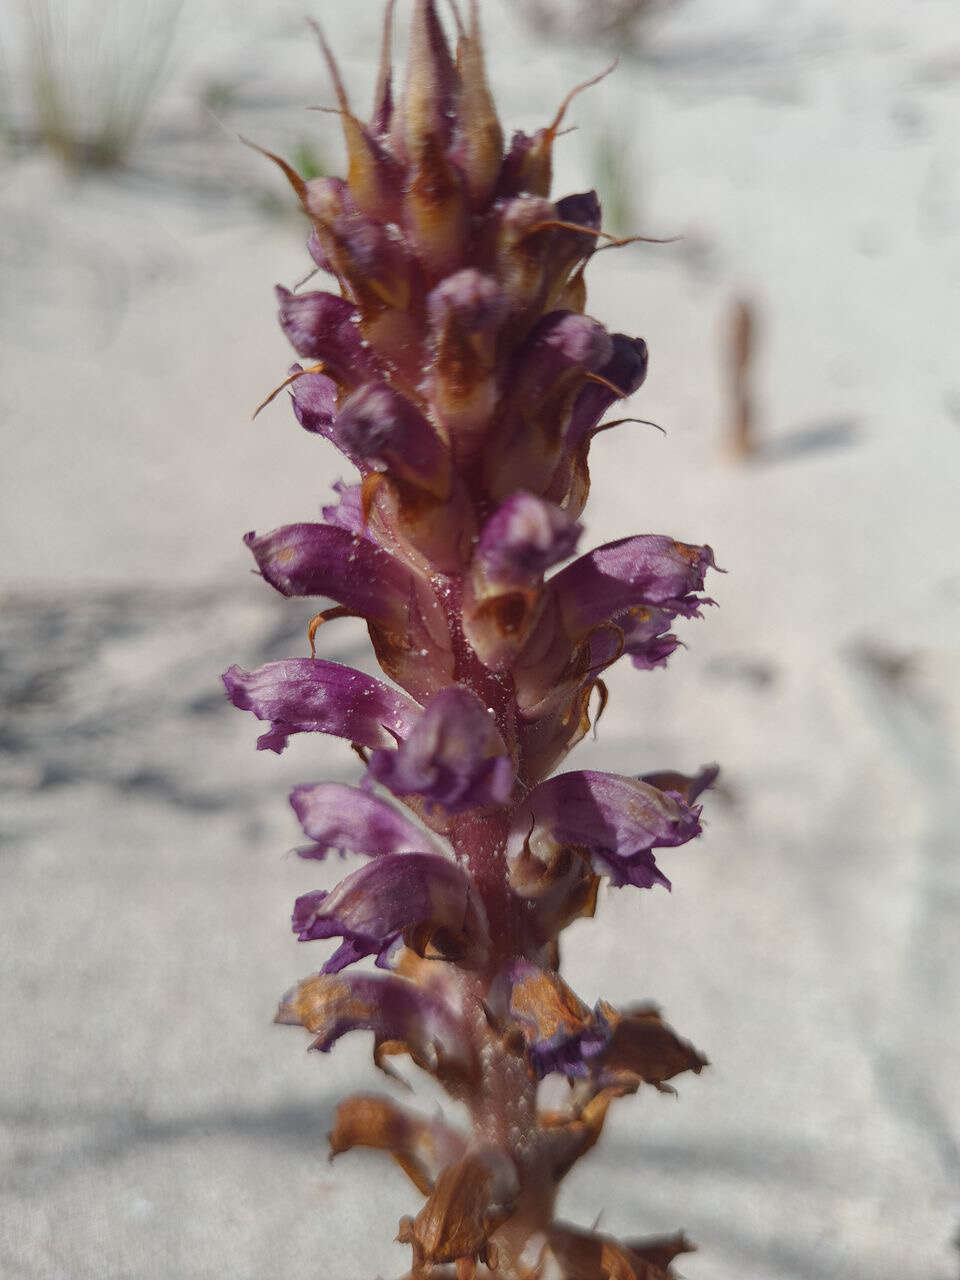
[225,3,719,1275]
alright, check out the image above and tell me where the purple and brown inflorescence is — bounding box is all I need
[225,3,718,1275]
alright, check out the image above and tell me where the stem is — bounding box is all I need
[438,572,525,963]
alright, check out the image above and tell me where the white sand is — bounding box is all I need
[1,0,958,1276]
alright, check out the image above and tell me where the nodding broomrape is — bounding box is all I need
[225,3,718,1275]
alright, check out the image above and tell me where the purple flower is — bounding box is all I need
[291,851,490,972]
[288,365,337,436]
[366,687,514,813]
[506,769,704,891]
[275,287,378,387]
[475,492,581,585]
[222,659,419,754]
[549,535,717,638]
[334,383,451,498]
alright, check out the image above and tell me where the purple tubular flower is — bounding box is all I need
[275,286,378,386]
[506,770,704,891]
[288,365,338,436]
[222,659,419,754]
[243,523,414,625]
[334,383,452,499]
[475,492,581,585]
[291,852,490,972]
[290,782,438,859]
[367,687,514,813]
[549,534,717,638]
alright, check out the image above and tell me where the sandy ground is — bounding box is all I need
[1,0,959,1276]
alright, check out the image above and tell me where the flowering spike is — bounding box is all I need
[226,11,721,1275]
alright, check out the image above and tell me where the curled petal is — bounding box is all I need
[367,687,514,814]
[509,963,607,1079]
[290,782,437,859]
[222,659,419,754]
[506,770,703,891]
[617,605,684,671]
[244,523,415,625]
[275,286,378,386]
[595,1002,708,1092]
[328,1093,466,1196]
[549,535,717,638]
[335,383,452,498]
[292,851,490,972]
[275,970,474,1082]
[397,1145,518,1270]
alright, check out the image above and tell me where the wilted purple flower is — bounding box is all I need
[225,4,720,1275]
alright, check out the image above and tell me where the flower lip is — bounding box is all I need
[549,535,717,639]
[506,769,704,892]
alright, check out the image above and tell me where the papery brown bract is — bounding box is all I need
[226,3,720,1274]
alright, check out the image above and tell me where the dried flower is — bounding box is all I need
[226,3,718,1275]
